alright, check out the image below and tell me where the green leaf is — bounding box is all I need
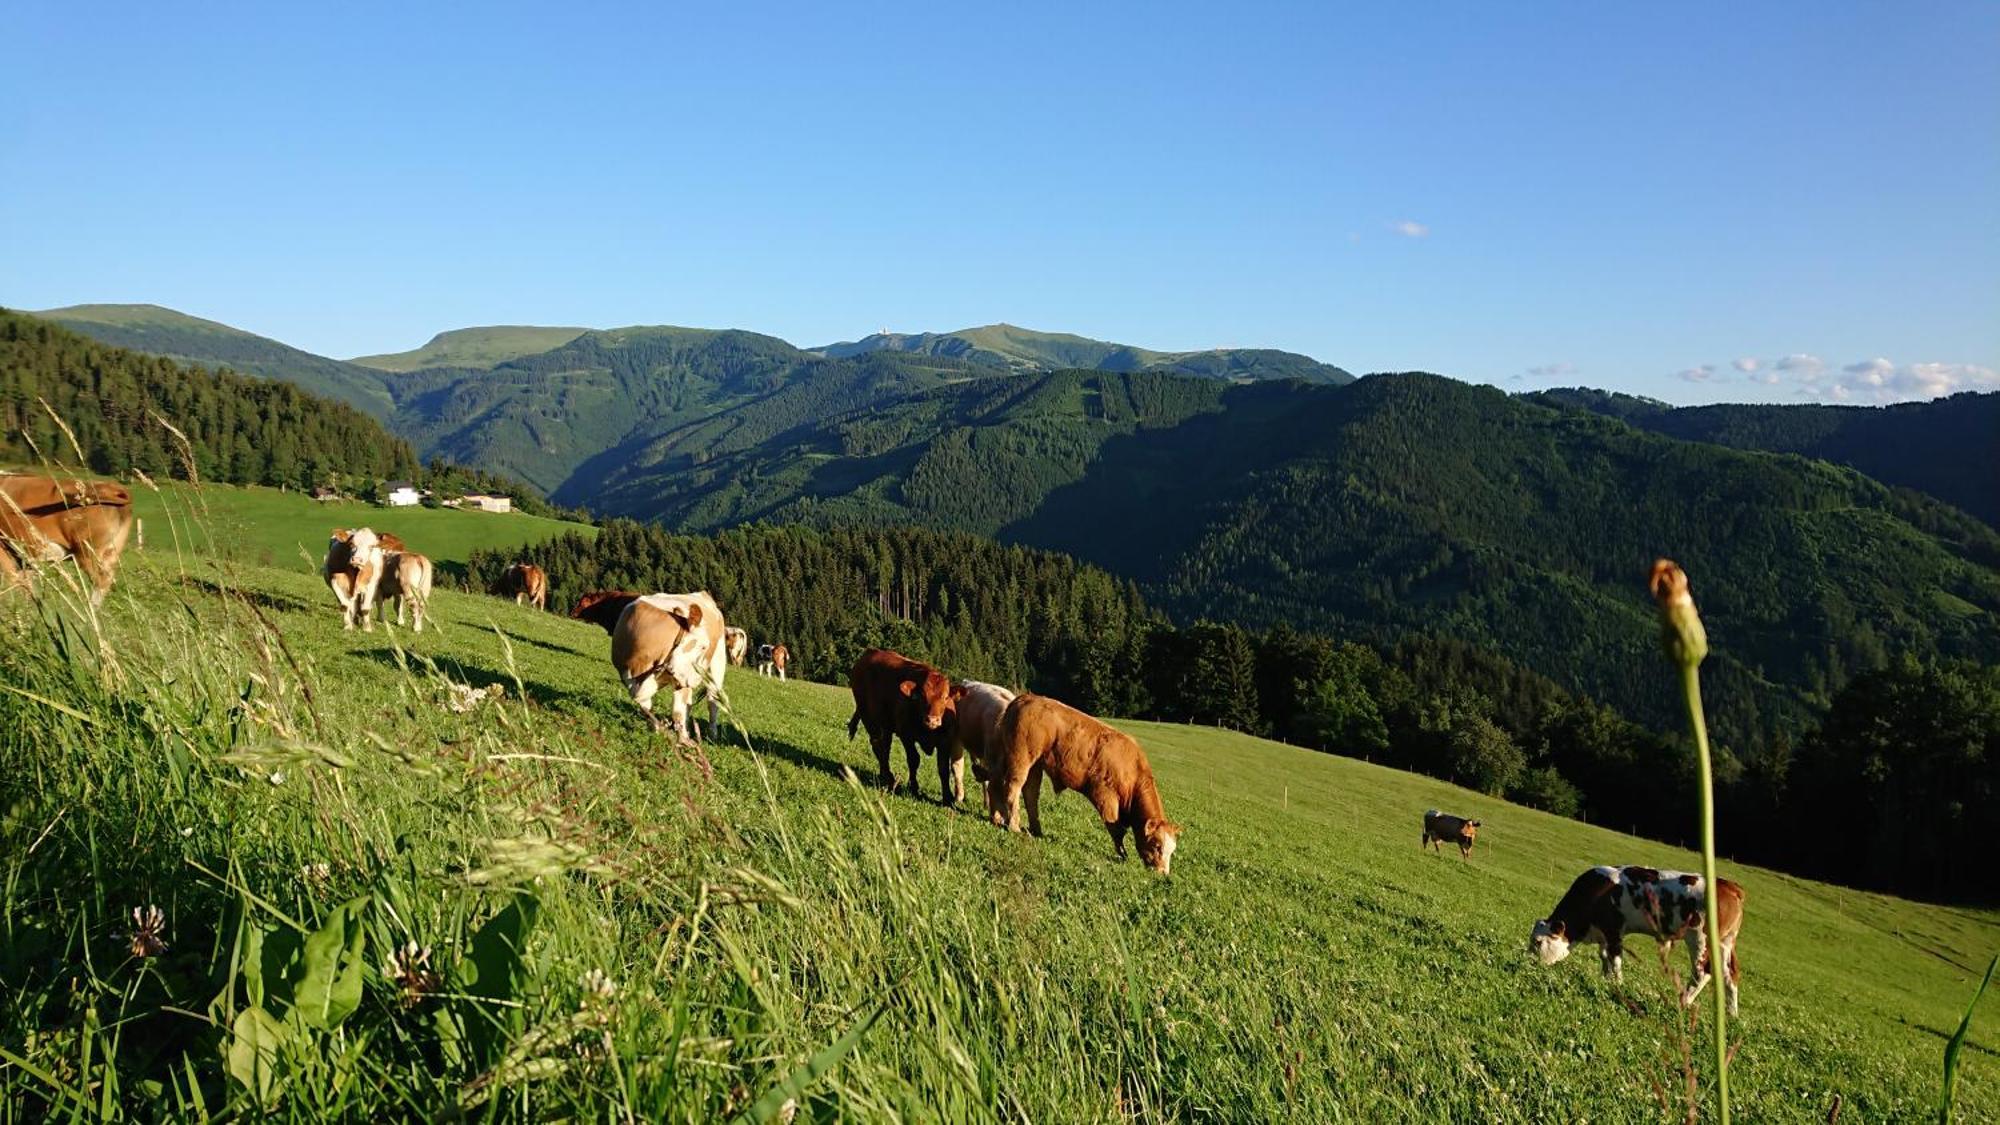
[738,994,890,1124]
[463,892,538,1002]
[295,896,369,1030]
[225,1006,288,1102]
[1940,951,1999,1124]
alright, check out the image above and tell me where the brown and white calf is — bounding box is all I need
[724,627,749,666]
[500,562,549,610]
[608,591,729,742]
[323,528,388,630]
[758,643,790,680]
[1529,865,1744,1015]
[377,550,434,632]
[846,648,954,796]
[1422,809,1480,858]
[944,681,1016,810]
[989,693,1182,874]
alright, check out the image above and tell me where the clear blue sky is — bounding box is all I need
[4,1,1995,405]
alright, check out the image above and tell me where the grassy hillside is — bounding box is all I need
[349,326,590,372]
[0,506,1992,1118]
[127,481,594,577]
[34,304,396,419]
[819,322,1352,384]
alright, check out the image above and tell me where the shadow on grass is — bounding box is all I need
[178,575,317,615]
[493,627,592,659]
[346,647,599,713]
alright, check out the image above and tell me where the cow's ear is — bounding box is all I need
[950,683,968,701]
[898,680,917,697]
[684,603,703,628]
[1470,820,1482,827]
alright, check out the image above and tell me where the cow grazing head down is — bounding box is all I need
[1528,919,1571,965]
[899,668,955,730]
[1139,818,1182,875]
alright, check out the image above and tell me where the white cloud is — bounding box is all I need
[1731,357,1760,373]
[1773,357,2000,403]
[1392,220,1430,238]
[1524,362,1577,379]
[1774,353,1826,378]
[1675,364,1717,383]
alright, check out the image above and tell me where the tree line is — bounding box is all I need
[0,309,571,517]
[471,518,2000,902]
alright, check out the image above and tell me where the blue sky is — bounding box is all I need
[3,1,1994,405]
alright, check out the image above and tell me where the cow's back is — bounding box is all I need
[953,682,1017,762]
[1002,693,1140,790]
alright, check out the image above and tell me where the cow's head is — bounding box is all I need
[898,668,955,730]
[1459,820,1481,846]
[1139,818,1182,875]
[1528,919,1571,965]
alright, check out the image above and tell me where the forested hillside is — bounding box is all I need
[0,310,562,514]
[35,304,396,419]
[1526,387,2000,527]
[572,369,2000,754]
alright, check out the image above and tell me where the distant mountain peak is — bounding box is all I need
[814,323,1351,384]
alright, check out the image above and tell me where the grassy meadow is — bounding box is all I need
[0,491,1995,1121]
[125,482,594,578]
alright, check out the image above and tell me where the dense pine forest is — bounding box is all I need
[471,520,2000,902]
[0,310,568,516]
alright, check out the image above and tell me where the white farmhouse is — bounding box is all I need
[384,481,424,507]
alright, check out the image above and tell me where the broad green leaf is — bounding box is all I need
[225,1006,287,1103]
[738,994,889,1123]
[296,896,369,1030]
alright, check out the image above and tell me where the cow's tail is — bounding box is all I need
[847,711,861,741]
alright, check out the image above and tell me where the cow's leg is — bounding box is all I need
[1724,943,1740,1017]
[870,726,896,789]
[1601,937,1624,984]
[412,592,426,633]
[1681,929,1713,1008]
[997,768,1027,832]
[1093,791,1127,858]
[395,594,407,626]
[1022,763,1046,837]
[629,675,666,732]
[900,736,923,799]
[946,748,966,808]
[672,686,695,744]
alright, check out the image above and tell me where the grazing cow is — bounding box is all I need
[1529,865,1744,1016]
[989,693,1182,874]
[608,591,729,743]
[943,681,1017,810]
[846,648,955,796]
[377,550,434,632]
[0,474,136,605]
[323,528,388,630]
[500,562,549,610]
[1422,809,1481,859]
[758,643,790,680]
[724,627,749,666]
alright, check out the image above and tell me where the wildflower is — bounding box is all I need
[300,862,332,891]
[580,968,617,1003]
[1648,558,1708,668]
[383,940,441,1007]
[125,905,167,958]
[267,769,286,786]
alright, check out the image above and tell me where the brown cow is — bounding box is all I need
[1530,865,1745,1015]
[1422,809,1481,859]
[724,627,749,666]
[944,681,1016,810]
[0,474,136,605]
[500,562,548,610]
[571,590,642,634]
[323,528,389,630]
[609,592,729,743]
[989,693,1182,874]
[377,550,434,632]
[846,648,955,796]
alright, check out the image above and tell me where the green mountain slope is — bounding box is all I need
[1527,388,2000,528]
[580,369,2000,748]
[34,303,396,419]
[819,322,1353,383]
[348,325,590,371]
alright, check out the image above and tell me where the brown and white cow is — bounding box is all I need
[724,627,749,666]
[571,590,642,634]
[377,550,435,632]
[0,474,135,605]
[989,693,1182,874]
[846,648,954,796]
[323,528,389,630]
[607,591,729,743]
[943,681,1016,810]
[1422,809,1481,859]
[1529,865,1744,1016]
[500,562,549,610]
[758,643,790,680]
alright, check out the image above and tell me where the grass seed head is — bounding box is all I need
[1649,558,1708,668]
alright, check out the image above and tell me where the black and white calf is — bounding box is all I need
[1528,865,1743,1015]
